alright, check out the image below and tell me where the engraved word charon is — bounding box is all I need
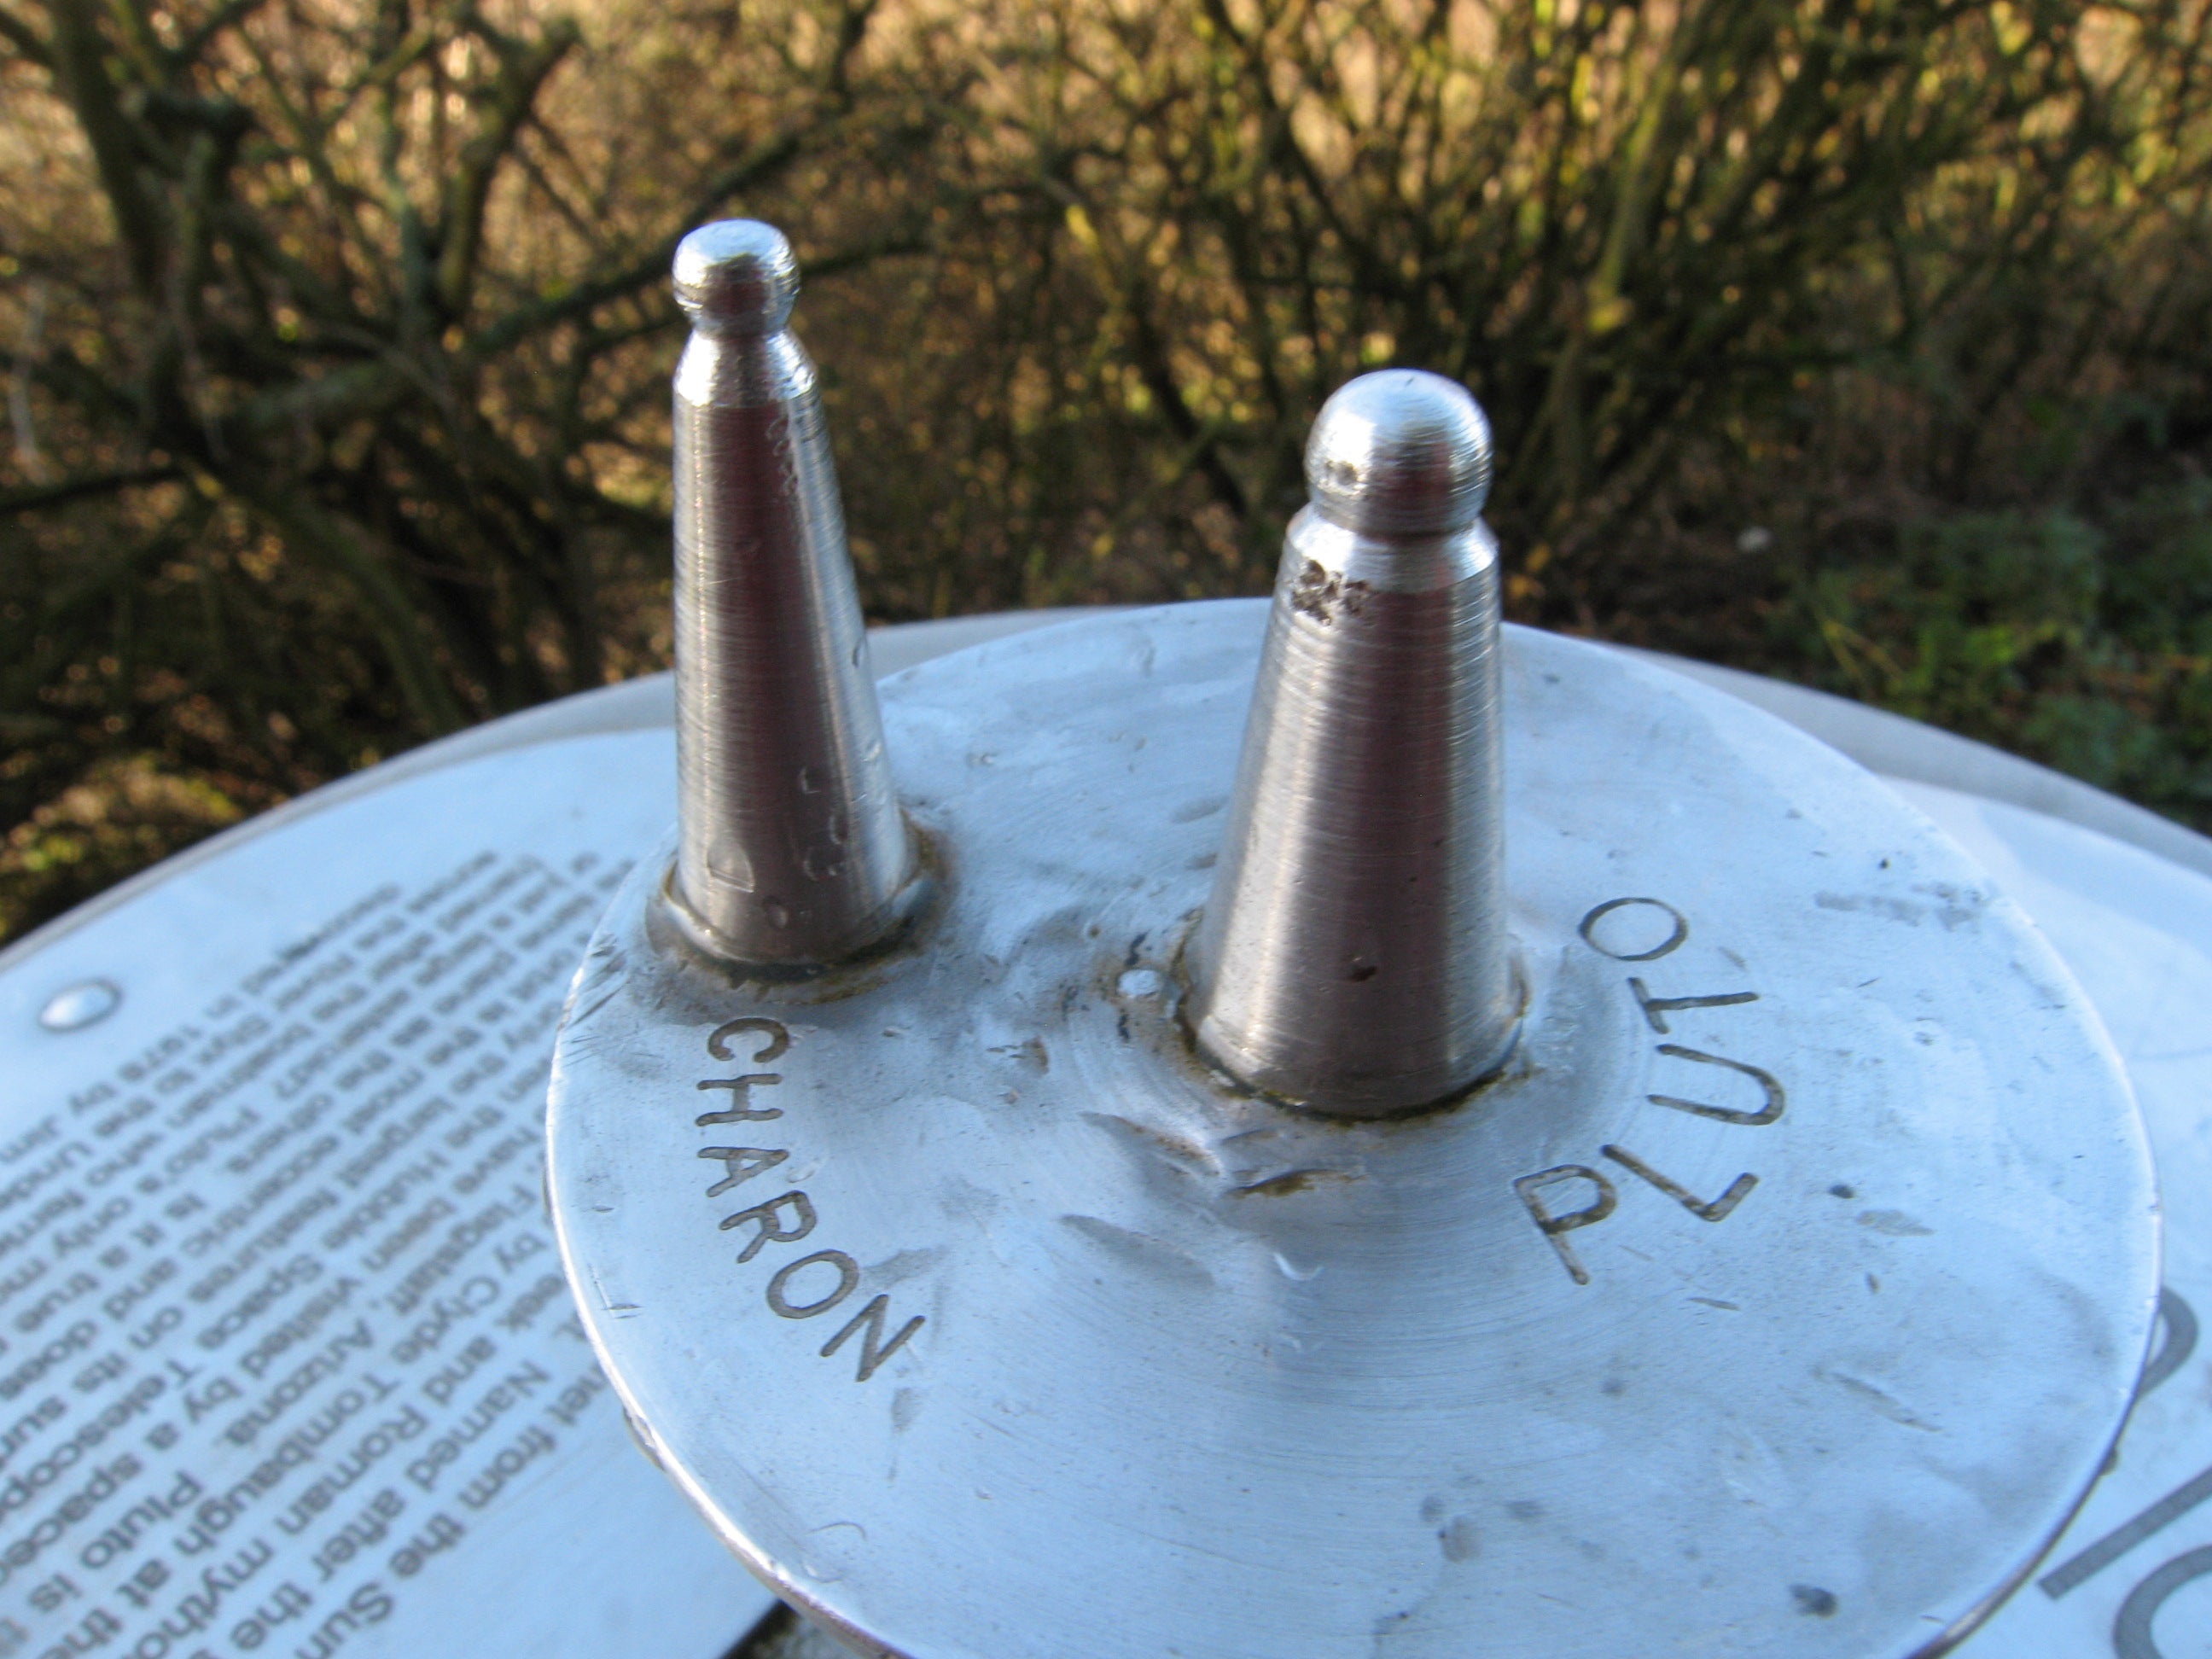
[692,1016,924,1383]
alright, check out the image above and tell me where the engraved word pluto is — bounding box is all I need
[1514,898,1779,1284]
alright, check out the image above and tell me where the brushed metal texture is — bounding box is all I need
[1190,372,1516,1114]
[667,220,917,967]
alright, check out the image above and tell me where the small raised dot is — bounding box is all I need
[38,980,119,1033]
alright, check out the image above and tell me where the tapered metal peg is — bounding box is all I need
[1188,370,1517,1114]
[664,220,917,967]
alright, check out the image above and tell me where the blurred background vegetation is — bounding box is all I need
[4,0,2212,943]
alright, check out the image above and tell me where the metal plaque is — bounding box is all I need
[0,731,771,1659]
[0,614,1060,1659]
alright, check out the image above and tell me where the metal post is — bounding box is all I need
[665,220,917,967]
[1187,369,1517,1114]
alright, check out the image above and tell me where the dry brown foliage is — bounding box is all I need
[5,0,2212,938]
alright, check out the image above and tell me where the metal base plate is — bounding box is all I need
[550,602,2157,1659]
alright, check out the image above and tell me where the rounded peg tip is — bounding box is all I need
[673,219,799,333]
[1306,369,1493,536]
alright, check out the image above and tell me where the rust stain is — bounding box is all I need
[1289,560,1372,626]
[1231,1167,1359,1198]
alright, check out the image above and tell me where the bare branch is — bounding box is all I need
[0,3,51,65]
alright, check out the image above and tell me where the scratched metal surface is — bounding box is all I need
[1608,655,2212,1659]
[1899,784,2212,1659]
[550,602,2157,1659]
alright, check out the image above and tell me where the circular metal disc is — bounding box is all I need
[549,601,2158,1659]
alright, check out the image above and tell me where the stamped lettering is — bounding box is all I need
[1513,1166,1617,1286]
[688,1019,927,1382]
[720,1192,818,1262]
[694,1074,783,1126]
[820,1295,927,1383]
[1601,1144,1757,1223]
[1578,898,1688,962]
[2142,1287,2200,1398]
[699,1146,788,1196]
[707,1016,790,1066]
[1627,978,1758,1034]
[2113,1544,2212,1658]
[1647,1045,1784,1126]
[2039,1290,2204,1604]
[1525,898,1784,1284]
[765,1249,859,1318]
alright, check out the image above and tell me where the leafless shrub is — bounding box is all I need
[4,0,2211,938]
